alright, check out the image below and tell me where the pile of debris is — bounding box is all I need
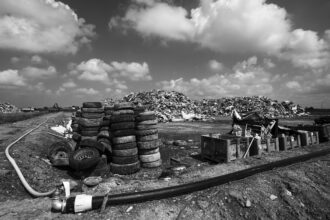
[0,102,19,113]
[104,90,306,122]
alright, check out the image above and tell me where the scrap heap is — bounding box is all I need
[104,90,306,122]
[0,102,19,113]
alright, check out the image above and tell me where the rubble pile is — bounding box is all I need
[0,102,19,113]
[104,90,306,122]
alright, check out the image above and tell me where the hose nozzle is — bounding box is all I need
[51,188,66,212]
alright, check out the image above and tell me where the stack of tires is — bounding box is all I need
[71,110,81,143]
[136,111,162,168]
[110,102,140,175]
[79,102,104,141]
[98,114,111,155]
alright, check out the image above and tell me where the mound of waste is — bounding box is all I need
[0,102,19,113]
[103,90,306,122]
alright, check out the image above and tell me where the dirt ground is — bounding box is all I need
[0,113,330,219]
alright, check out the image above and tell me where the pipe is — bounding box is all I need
[5,118,56,197]
[61,147,330,213]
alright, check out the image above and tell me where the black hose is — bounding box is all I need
[65,148,330,212]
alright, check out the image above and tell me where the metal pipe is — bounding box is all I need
[61,147,330,213]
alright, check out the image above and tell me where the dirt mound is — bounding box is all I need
[0,102,19,113]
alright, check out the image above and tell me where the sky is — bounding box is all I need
[0,0,329,108]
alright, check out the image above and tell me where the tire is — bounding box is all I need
[137,140,160,150]
[72,132,81,142]
[101,120,110,127]
[103,115,111,120]
[69,147,101,171]
[134,106,146,115]
[135,129,158,137]
[142,159,162,168]
[137,134,158,142]
[112,110,134,116]
[139,152,161,163]
[136,115,156,122]
[110,162,140,175]
[80,139,105,153]
[99,126,110,131]
[137,119,158,125]
[136,124,158,130]
[112,129,135,137]
[79,118,102,127]
[112,135,136,144]
[81,108,104,113]
[112,155,139,165]
[111,122,135,130]
[139,147,159,155]
[48,141,73,166]
[98,137,110,145]
[80,126,99,131]
[139,111,155,116]
[104,105,114,110]
[82,113,105,119]
[112,142,137,150]
[81,136,97,141]
[105,110,114,116]
[110,115,135,123]
[82,102,103,108]
[99,141,112,153]
[112,148,138,157]
[97,130,110,139]
[114,102,134,110]
[81,130,99,137]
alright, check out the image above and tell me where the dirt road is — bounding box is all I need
[0,114,330,219]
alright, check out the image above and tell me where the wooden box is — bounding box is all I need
[297,131,319,146]
[250,137,279,156]
[201,134,252,163]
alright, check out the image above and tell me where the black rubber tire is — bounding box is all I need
[137,119,158,125]
[112,129,136,137]
[112,155,139,165]
[103,115,111,120]
[48,141,73,165]
[135,129,158,137]
[69,147,101,171]
[112,142,137,150]
[137,140,160,150]
[139,152,161,163]
[139,147,159,155]
[111,115,135,123]
[112,148,138,157]
[105,110,114,116]
[98,137,110,144]
[101,120,110,127]
[82,113,105,119]
[79,118,102,127]
[82,102,103,108]
[99,126,110,131]
[136,124,158,130]
[114,102,134,110]
[110,161,140,175]
[139,111,155,116]
[81,136,97,141]
[104,106,114,110]
[80,130,99,137]
[112,135,136,144]
[112,110,134,116]
[137,134,158,142]
[111,122,135,130]
[136,115,156,122]
[80,139,105,153]
[97,130,110,139]
[134,106,146,115]
[81,108,104,113]
[142,159,162,168]
[80,126,99,131]
[72,132,81,142]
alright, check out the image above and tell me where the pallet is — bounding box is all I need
[201,134,252,163]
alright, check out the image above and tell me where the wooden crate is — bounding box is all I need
[297,131,319,146]
[201,134,252,163]
[279,134,301,151]
[250,137,279,156]
[290,124,330,142]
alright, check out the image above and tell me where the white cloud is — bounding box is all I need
[0,69,26,86]
[208,60,224,72]
[0,0,96,54]
[111,61,151,81]
[263,58,275,68]
[158,56,274,98]
[72,58,151,82]
[111,0,330,70]
[62,80,77,88]
[31,55,43,64]
[20,66,57,79]
[74,87,99,95]
[11,57,20,64]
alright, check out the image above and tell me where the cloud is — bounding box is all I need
[20,66,57,79]
[208,60,224,72]
[62,80,77,88]
[74,87,99,95]
[0,0,96,54]
[111,61,151,81]
[72,58,151,82]
[0,69,26,86]
[158,56,274,98]
[111,0,330,70]
[31,55,43,64]
[11,57,20,64]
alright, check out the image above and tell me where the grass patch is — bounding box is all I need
[0,112,49,124]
